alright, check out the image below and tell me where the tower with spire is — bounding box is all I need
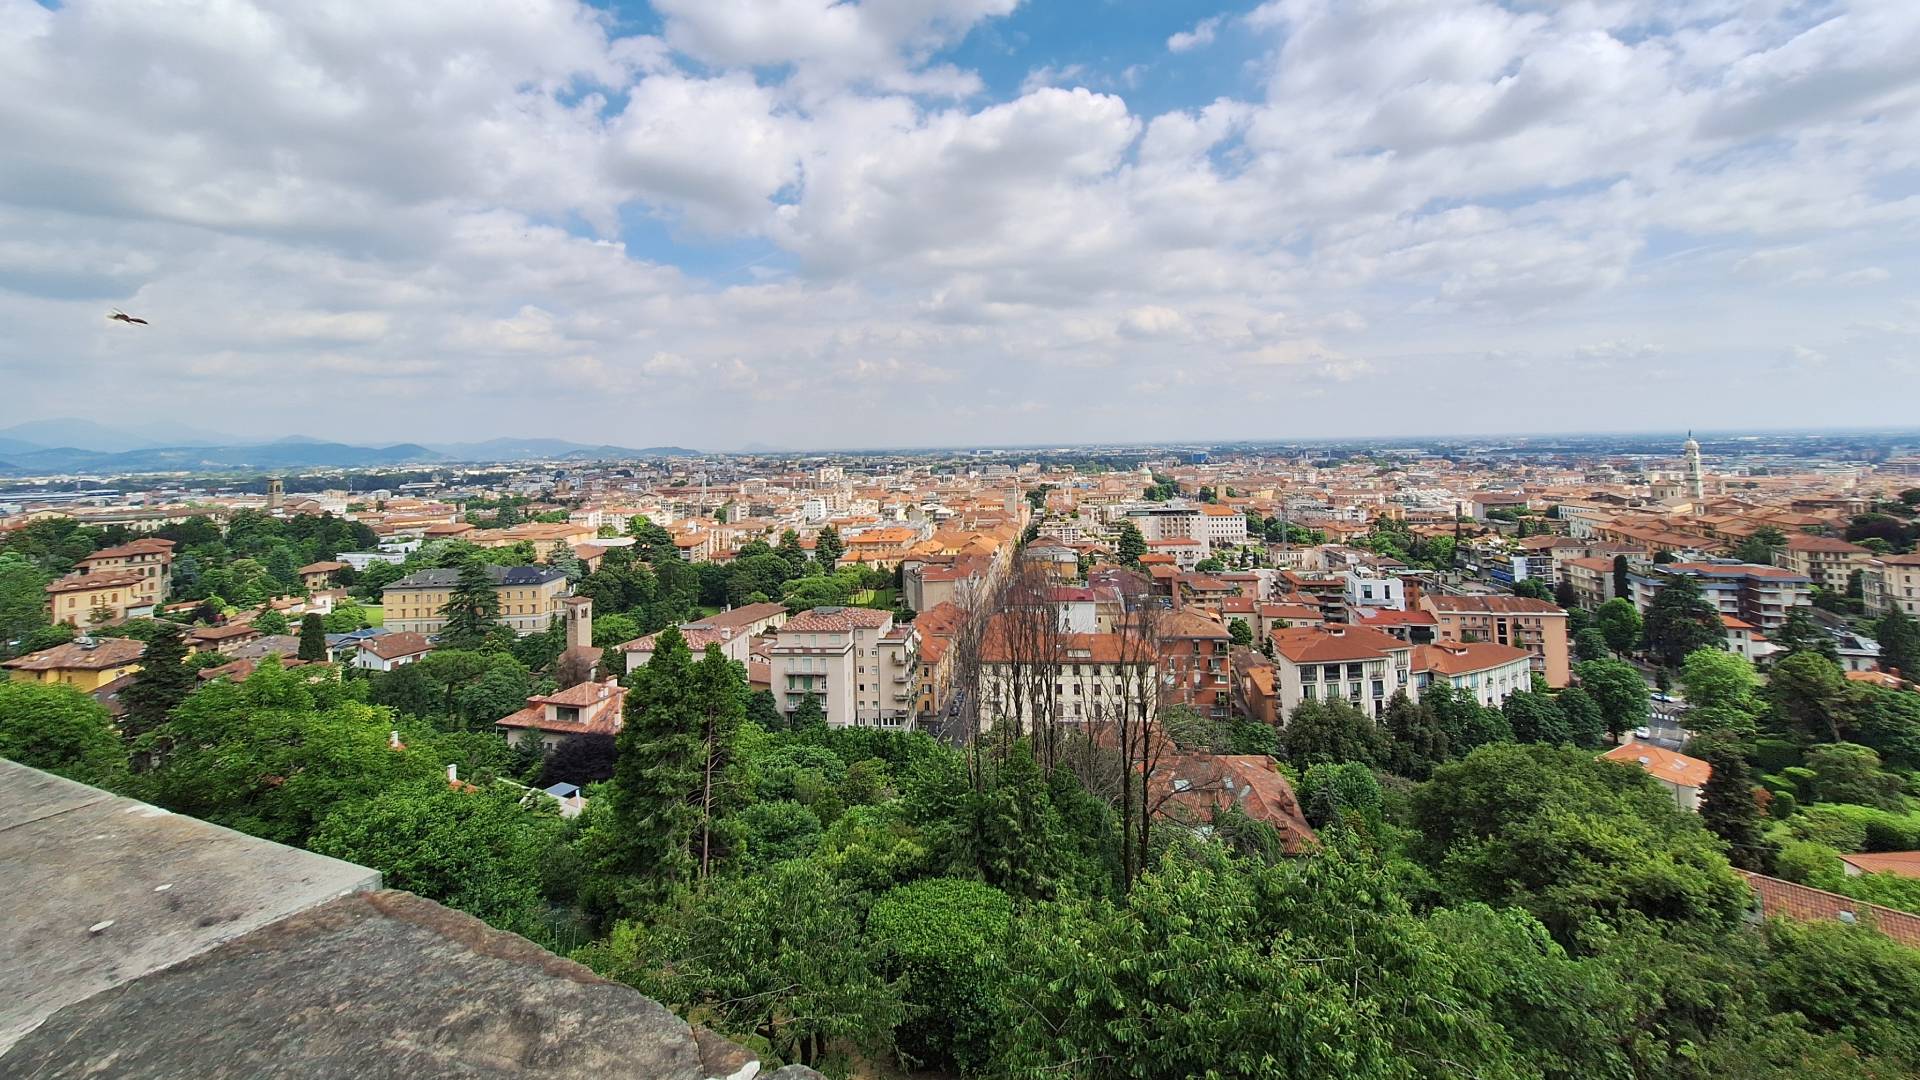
[1683,431,1704,502]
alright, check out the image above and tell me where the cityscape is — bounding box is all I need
[6,1,1920,1078]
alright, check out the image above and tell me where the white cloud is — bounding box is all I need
[1167,15,1223,53]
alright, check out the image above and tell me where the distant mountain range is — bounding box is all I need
[0,419,700,475]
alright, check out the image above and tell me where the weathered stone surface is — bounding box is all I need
[0,758,379,1052]
[696,1024,763,1078]
[3,889,825,1078]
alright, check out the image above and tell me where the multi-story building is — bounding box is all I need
[976,629,1158,731]
[1412,641,1534,708]
[1419,594,1571,687]
[382,564,570,637]
[1865,554,1920,619]
[45,569,151,628]
[768,606,919,728]
[4,636,144,691]
[1562,556,1621,610]
[1157,609,1233,720]
[73,538,175,608]
[1775,534,1873,593]
[1269,624,1413,717]
[1628,562,1811,637]
[1197,504,1249,550]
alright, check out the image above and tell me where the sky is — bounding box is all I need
[3,0,1919,451]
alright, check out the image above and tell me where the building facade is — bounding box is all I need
[1419,594,1571,687]
[383,564,570,637]
[767,606,919,728]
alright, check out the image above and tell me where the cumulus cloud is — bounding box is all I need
[2,0,1919,446]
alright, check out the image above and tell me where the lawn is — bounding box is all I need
[361,603,384,627]
[851,588,896,610]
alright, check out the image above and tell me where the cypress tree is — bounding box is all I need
[610,627,700,904]
[1696,740,1775,872]
[297,613,328,662]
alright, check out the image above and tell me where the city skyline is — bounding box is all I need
[4,0,1919,446]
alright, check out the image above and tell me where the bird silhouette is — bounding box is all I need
[108,309,149,325]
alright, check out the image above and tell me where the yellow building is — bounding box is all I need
[382,564,570,637]
[4,636,145,691]
[74,538,175,606]
[46,569,152,628]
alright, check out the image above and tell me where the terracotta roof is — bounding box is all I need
[1667,562,1807,581]
[3,637,144,671]
[780,606,893,633]
[1414,641,1532,676]
[1355,608,1437,627]
[1159,609,1231,640]
[496,679,627,736]
[45,569,147,594]
[1739,871,1920,948]
[620,626,740,654]
[1270,625,1408,664]
[296,561,348,575]
[691,602,789,630]
[187,623,262,643]
[1424,594,1566,615]
[1150,754,1318,855]
[78,538,175,560]
[1837,851,1920,879]
[1784,534,1870,554]
[1599,741,1711,789]
[358,631,435,661]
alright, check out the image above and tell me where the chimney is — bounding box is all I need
[446,763,458,785]
[389,730,402,750]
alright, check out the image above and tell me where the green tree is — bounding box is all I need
[1679,647,1761,735]
[1113,520,1147,568]
[1552,686,1608,747]
[1734,526,1788,566]
[1642,574,1723,668]
[1612,554,1631,602]
[251,609,289,635]
[437,559,501,650]
[789,692,827,732]
[310,783,565,943]
[1412,743,1749,945]
[0,552,51,660]
[1382,689,1448,779]
[608,627,699,906]
[813,524,845,570]
[1695,739,1775,871]
[1514,577,1553,601]
[1772,606,1839,663]
[1278,698,1387,768]
[1296,760,1384,829]
[1226,616,1253,647]
[1594,597,1643,658]
[1767,651,1851,744]
[1502,689,1567,744]
[296,613,327,661]
[1554,578,1578,611]
[1574,658,1648,739]
[0,681,126,785]
[1574,626,1610,662]
[690,643,745,878]
[584,859,903,1069]
[1874,607,1920,680]
[120,620,196,741]
[868,878,1013,1073]
[1802,742,1905,809]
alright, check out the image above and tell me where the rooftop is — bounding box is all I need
[2,636,144,672]
[1599,741,1712,790]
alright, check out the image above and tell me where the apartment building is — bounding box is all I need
[73,538,175,607]
[383,564,570,636]
[1419,594,1571,687]
[1774,534,1873,592]
[1269,624,1413,717]
[1412,641,1534,708]
[976,628,1158,732]
[1628,562,1811,637]
[1157,609,1234,720]
[45,569,151,628]
[768,606,919,728]
[1865,554,1920,619]
[1563,556,1621,610]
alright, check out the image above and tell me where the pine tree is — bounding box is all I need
[610,627,700,905]
[1641,573,1723,668]
[1772,606,1839,664]
[1114,521,1147,568]
[691,643,746,879]
[438,559,501,650]
[1877,607,1920,681]
[297,613,327,662]
[121,620,196,743]
[777,529,810,575]
[814,525,845,571]
[1696,740,1775,872]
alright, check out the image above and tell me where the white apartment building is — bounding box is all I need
[1344,571,1406,614]
[1865,554,1920,619]
[1267,625,1534,717]
[1412,641,1535,708]
[976,631,1158,732]
[768,606,919,728]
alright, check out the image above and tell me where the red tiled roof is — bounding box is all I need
[79,538,175,561]
[1740,871,1920,948]
[1415,641,1532,676]
[1424,594,1566,615]
[359,631,435,660]
[1270,625,1407,664]
[1837,851,1920,879]
[1600,741,1711,789]
[1151,754,1318,855]
[780,607,893,633]
[3,637,144,671]
[45,569,147,594]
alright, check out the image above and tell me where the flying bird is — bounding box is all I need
[108,309,149,325]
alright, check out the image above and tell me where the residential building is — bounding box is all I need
[767,606,919,728]
[1864,554,1920,619]
[297,561,348,591]
[73,538,175,608]
[45,569,151,628]
[619,602,788,671]
[1412,641,1534,707]
[976,627,1158,732]
[1269,624,1414,717]
[1739,871,1920,949]
[4,636,144,691]
[1150,753,1316,854]
[382,564,570,637]
[496,677,628,753]
[1419,594,1571,688]
[352,631,436,672]
[186,622,263,654]
[1775,534,1873,592]
[1343,570,1405,615]
[1563,556,1621,610]
[1600,741,1711,811]
[1196,504,1249,549]
[1628,562,1811,637]
[1156,609,1234,719]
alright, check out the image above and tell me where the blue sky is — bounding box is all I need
[1,0,1918,449]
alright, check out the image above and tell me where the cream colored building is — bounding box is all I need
[768,606,919,728]
[4,636,144,691]
[382,564,570,637]
[46,569,151,628]
[1867,554,1920,619]
[74,538,175,607]
[1775,534,1873,592]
